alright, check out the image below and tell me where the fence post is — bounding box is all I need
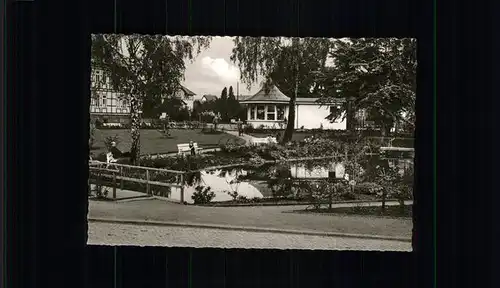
[112,171,117,200]
[180,173,185,204]
[120,166,124,190]
[97,171,102,196]
[146,169,151,195]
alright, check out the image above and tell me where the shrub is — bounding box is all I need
[104,135,121,151]
[89,121,96,149]
[191,185,216,204]
[95,119,103,128]
[354,182,383,195]
[311,180,349,209]
[226,190,239,201]
[340,191,357,200]
[94,152,108,162]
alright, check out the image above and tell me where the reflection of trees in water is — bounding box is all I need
[184,171,202,186]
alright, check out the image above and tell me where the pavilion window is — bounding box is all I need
[266,105,276,120]
[257,105,265,120]
[277,105,285,120]
[249,105,256,120]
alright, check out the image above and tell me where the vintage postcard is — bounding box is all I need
[88,35,416,251]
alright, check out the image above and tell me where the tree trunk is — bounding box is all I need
[380,121,392,144]
[381,189,387,213]
[129,96,142,165]
[346,97,355,135]
[281,63,299,144]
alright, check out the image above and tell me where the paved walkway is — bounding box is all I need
[88,199,412,239]
[88,222,411,251]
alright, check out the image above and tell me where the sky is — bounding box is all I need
[180,36,262,99]
[99,35,374,99]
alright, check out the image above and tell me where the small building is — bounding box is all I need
[90,68,131,124]
[200,94,218,103]
[239,84,347,130]
[162,85,196,111]
[90,66,197,123]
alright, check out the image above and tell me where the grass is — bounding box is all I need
[91,129,245,157]
[299,204,412,218]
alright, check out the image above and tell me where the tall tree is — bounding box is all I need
[228,86,236,100]
[91,34,210,164]
[220,87,228,101]
[315,38,417,136]
[231,37,331,143]
[218,87,229,121]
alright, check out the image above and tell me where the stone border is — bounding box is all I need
[88,217,412,242]
[198,198,409,207]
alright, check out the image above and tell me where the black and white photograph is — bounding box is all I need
[87,35,416,251]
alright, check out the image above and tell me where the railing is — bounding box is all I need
[88,161,186,203]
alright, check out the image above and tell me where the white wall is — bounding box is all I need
[246,104,346,130]
[295,104,346,130]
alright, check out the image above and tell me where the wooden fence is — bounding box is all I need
[88,161,186,202]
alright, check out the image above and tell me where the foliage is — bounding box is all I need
[231,37,332,143]
[200,111,216,122]
[354,182,384,195]
[139,154,243,172]
[89,121,96,149]
[315,38,417,136]
[310,180,349,209]
[228,86,236,100]
[373,162,414,212]
[91,34,211,163]
[193,92,244,123]
[104,135,121,151]
[154,98,191,121]
[226,190,239,201]
[191,185,216,204]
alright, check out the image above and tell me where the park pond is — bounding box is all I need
[166,158,413,204]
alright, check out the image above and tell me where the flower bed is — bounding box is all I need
[291,204,413,218]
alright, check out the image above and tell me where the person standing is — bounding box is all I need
[237,118,243,136]
[189,140,196,156]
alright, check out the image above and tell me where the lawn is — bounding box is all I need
[91,129,245,157]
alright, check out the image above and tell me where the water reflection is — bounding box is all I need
[171,161,339,203]
[170,158,413,204]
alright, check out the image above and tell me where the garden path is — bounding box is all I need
[88,199,412,239]
[222,130,259,145]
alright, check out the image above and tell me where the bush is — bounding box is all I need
[340,191,357,200]
[94,119,103,128]
[310,180,349,209]
[89,122,96,149]
[354,182,383,195]
[191,185,216,204]
[104,135,121,151]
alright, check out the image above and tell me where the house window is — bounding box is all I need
[277,105,285,120]
[257,105,265,120]
[266,105,276,121]
[102,95,107,106]
[249,105,256,120]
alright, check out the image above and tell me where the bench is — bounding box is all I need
[250,137,277,145]
[102,122,122,128]
[177,143,200,155]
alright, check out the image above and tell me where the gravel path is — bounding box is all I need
[88,222,411,251]
[88,199,412,238]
